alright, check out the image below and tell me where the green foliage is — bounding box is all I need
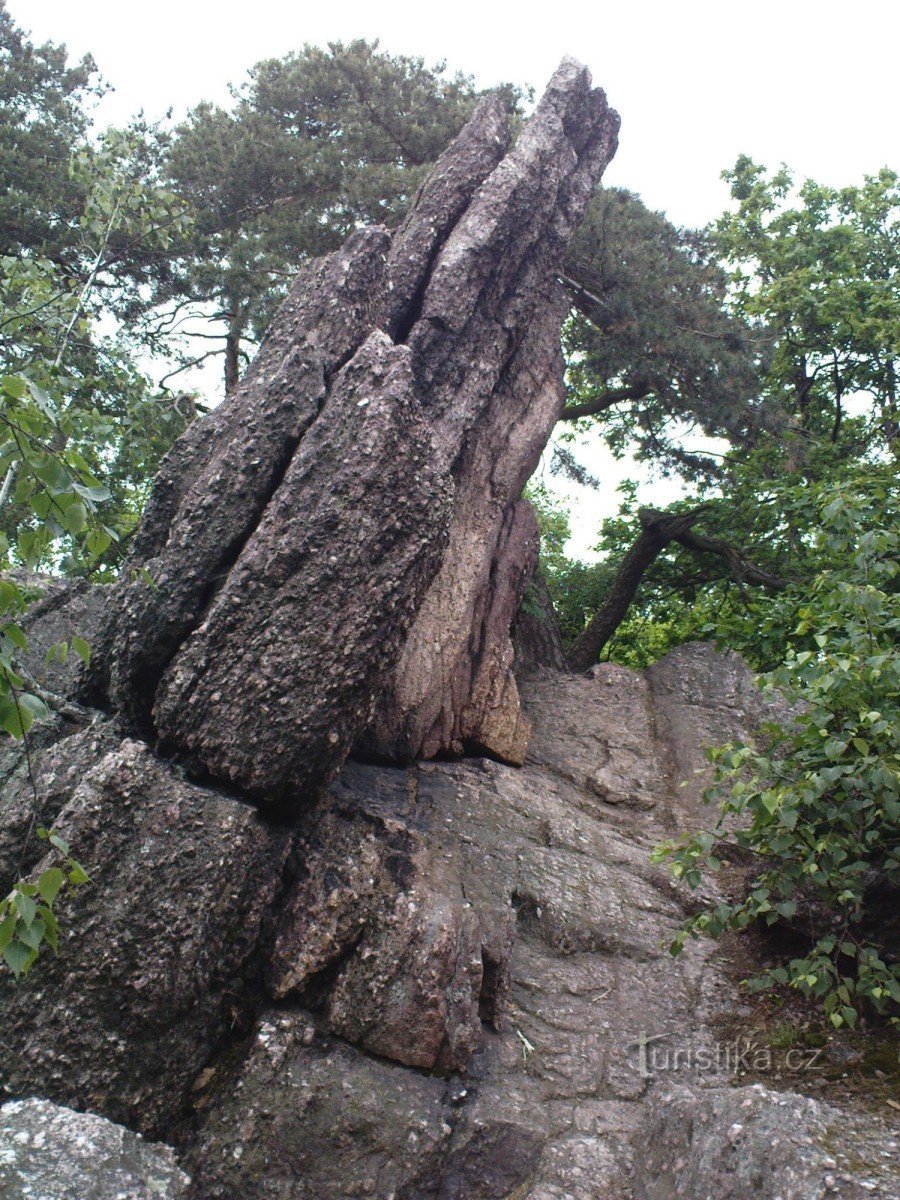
[562,187,763,477]
[0,0,103,259]
[158,41,519,391]
[0,828,89,976]
[716,158,899,462]
[655,479,900,1025]
[0,131,195,567]
[553,162,898,676]
[0,8,199,976]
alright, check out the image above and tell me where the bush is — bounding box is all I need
[655,475,900,1027]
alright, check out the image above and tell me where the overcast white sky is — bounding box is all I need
[11,0,899,552]
[16,0,898,227]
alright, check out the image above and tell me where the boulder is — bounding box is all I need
[0,739,292,1136]
[0,1097,189,1200]
[633,1082,899,1200]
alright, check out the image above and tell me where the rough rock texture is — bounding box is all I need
[0,738,292,1136]
[185,1015,455,1200]
[267,764,513,1072]
[15,573,106,697]
[645,640,795,820]
[183,643,900,1199]
[0,1097,189,1200]
[2,627,897,1195]
[91,61,620,799]
[0,719,120,893]
[633,1082,899,1200]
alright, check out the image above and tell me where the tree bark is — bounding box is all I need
[223,301,243,395]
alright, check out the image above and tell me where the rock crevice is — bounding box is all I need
[90,59,620,800]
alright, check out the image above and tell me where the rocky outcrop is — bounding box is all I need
[1,53,895,1200]
[90,60,620,799]
[177,643,899,1199]
[0,739,292,1135]
[2,619,897,1196]
[0,1098,189,1200]
[633,1082,898,1200]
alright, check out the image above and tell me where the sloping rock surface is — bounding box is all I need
[91,60,620,799]
[1,632,897,1195]
[182,643,899,1200]
[0,1097,189,1200]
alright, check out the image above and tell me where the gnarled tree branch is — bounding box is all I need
[565,507,788,672]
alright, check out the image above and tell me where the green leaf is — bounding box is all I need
[12,888,37,926]
[44,830,71,856]
[16,916,45,951]
[1,375,28,400]
[37,867,65,907]
[70,636,91,665]
[2,939,35,976]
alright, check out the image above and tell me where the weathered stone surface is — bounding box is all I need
[93,59,619,797]
[91,225,397,733]
[633,1082,900,1200]
[152,332,450,799]
[521,664,669,821]
[646,641,777,809]
[188,645,898,1199]
[268,763,514,1072]
[0,1097,189,1200]
[184,1013,453,1200]
[325,850,512,1071]
[368,64,618,764]
[0,739,292,1136]
[16,574,106,698]
[0,719,119,894]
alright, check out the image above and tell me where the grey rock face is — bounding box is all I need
[2,642,896,1197]
[267,764,513,1072]
[16,574,106,698]
[0,739,292,1136]
[0,720,120,894]
[182,644,898,1199]
[92,60,619,799]
[0,1097,189,1199]
[633,1082,899,1200]
[184,1014,453,1200]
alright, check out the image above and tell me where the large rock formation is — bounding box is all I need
[89,59,620,800]
[1,57,896,1200]
[3,633,898,1197]
[0,1098,189,1200]
[0,740,292,1134]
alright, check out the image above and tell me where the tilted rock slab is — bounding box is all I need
[0,1098,189,1200]
[91,60,619,801]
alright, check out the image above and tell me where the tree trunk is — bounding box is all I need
[566,510,696,672]
[223,302,242,395]
[566,509,788,672]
